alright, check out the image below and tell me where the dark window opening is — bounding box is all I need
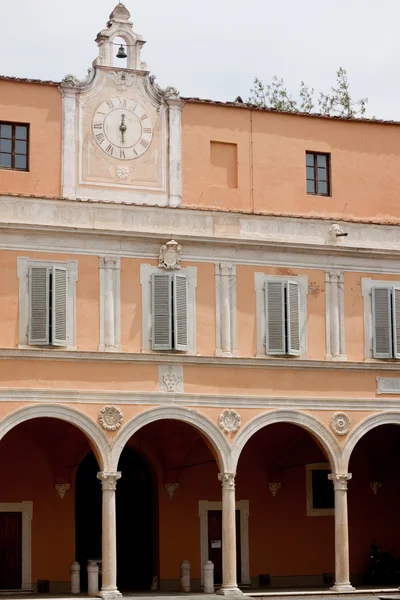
[312,469,334,509]
[0,122,29,171]
[306,151,330,196]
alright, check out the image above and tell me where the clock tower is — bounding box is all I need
[60,3,183,207]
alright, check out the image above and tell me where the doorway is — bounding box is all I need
[208,510,241,584]
[0,512,22,589]
[75,448,157,591]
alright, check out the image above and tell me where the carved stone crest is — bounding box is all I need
[159,366,183,393]
[158,240,181,270]
[219,409,241,434]
[99,405,123,431]
[330,412,351,436]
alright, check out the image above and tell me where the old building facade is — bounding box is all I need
[1,3,400,597]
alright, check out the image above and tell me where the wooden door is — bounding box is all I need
[0,512,22,589]
[208,510,241,585]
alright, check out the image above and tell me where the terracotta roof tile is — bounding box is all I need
[0,75,60,86]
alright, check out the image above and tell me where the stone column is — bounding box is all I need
[217,473,242,595]
[328,473,354,592]
[167,97,184,208]
[97,472,122,599]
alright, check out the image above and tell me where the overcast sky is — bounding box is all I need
[1,0,399,119]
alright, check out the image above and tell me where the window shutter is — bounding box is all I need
[393,286,400,359]
[265,280,285,355]
[151,273,172,350]
[52,266,68,346]
[173,273,188,351]
[287,280,301,356]
[372,287,392,358]
[28,266,49,345]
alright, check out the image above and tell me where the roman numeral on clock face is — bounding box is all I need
[93,122,103,129]
[143,127,152,134]
[106,100,114,110]
[140,114,148,121]
[96,133,105,144]
[119,98,127,108]
[105,144,114,155]
[139,138,149,149]
[120,149,126,159]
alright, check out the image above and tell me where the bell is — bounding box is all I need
[116,44,127,59]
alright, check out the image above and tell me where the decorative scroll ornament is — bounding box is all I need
[158,240,181,270]
[330,412,351,436]
[218,473,236,489]
[269,483,282,497]
[60,68,94,89]
[219,409,241,434]
[165,483,179,500]
[55,483,70,499]
[370,481,382,495]
[99,405,123,431]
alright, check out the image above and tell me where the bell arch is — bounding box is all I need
[110,405,231,472]
[0,404,111,471]
[342,411,400,472]
[231,409,340,473]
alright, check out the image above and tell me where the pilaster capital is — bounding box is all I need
[328,473,352,491]
[218,472,236,490]
[219,263,234,276]
[97,471,121,491]
[102,256,120,270]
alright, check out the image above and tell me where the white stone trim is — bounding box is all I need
[231,410,340,474]
[140,264,197,354]
[61,89,78,199]
[254,273,308,357]
[325,271,346,360]
[99,256,121,352]
[110,405,231,473]
[342,411,400,472]
[17,257,78,349]
[215,263,238,357]
[377,377,400,394]
[362,277,398,359]
[0,404,111,471]
[198,500,250,586]
[305,463,334,517]
[167,98,183,207]
[0,502,33,590]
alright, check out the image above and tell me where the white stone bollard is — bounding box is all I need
[180,560,191,592]
[203,560,214,594]
[87,561,99,597]
[71,561,80,594]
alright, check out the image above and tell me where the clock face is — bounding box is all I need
[92,97,153,160]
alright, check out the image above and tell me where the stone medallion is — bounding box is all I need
[330,412,351,436]
[219,409,241,434]
[99,405,123,431]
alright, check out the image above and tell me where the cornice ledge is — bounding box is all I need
[0,348,399,371]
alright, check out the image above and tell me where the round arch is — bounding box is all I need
[0,404,111,471]
[342,411,400,472]
[111,406,231,473]
[231,409,341,473]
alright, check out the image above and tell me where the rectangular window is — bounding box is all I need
[306,152,330,196]
[306,463,334,516]
[372,286,400,359]
[29,265,68,346]
[264,279,300,356]
[0,122,29,171]
[151,272,188,352]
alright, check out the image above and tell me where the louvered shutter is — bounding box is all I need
[151,273,172,350]
[52,266,68,346]
[392,286,400,359]
[173,273,188,351]
[265,280,285,355]
[372,287,392,358]
[28,266,49,345]
[287,281,301,356]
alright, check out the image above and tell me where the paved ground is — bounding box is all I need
[1,592,399,600]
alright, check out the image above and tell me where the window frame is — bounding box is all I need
[254,273,308,358]
[140,264,197,354]
[0,121,29,172]
[362,278,400,360]
[305,151,331,197]
[306,463,334,517]
[17,257,77,349]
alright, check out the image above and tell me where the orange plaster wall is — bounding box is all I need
[236,265,326,359]
[120,258,142,353]
[0,81,61,197]
[182,102,400,221]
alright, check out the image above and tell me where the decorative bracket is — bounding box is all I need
[165,483,179,500]
[55,483,70,499]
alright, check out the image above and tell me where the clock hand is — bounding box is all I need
[119,114,127,145]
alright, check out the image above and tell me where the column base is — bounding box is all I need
[330,583,355,592]
[217,585,243,595]
[97,588,122,599]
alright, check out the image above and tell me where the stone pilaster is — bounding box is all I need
[99,257,121,352]
[215,263,237,357]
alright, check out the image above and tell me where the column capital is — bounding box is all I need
[102,256,120,270]
[97,471,121,490]
[218,472,236,490]
[328,473,352,491]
